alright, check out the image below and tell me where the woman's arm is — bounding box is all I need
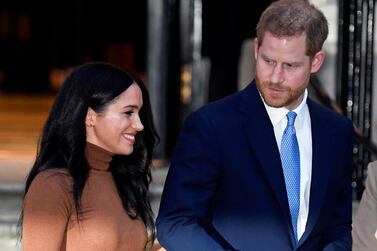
[23,170,71,251]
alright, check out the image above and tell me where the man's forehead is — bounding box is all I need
[264,30,306,40]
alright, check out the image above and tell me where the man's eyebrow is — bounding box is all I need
[261,53,272,60]
[261,53,303,66]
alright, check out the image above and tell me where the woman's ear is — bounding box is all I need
[85,108,97,127]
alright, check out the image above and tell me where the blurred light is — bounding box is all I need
[181,65,192,105]
[48,67,74,91]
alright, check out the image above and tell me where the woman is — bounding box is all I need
[20,62,159,250]
[353,160,377,251]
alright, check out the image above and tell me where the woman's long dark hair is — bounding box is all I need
[19,62,159,243]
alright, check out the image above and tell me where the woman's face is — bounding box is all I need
[86,83,144,155]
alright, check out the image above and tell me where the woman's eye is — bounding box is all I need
[124,111,133,116]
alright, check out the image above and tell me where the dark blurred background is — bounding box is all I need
[0,0,148,93]
[0,0,276,157]
[1,0,377,249]
[0,0,376,201]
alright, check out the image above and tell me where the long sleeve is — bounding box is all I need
[322,120,354,251]
[352,161,377,251]
[156,111,237,251]
[23,169,72,251]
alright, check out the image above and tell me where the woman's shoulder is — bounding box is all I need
[368,160,377,169]
[368,161,377,177]
[28,168,72,198]
[365,161,377,192]
[24,168,74,226]
[34,168,71,184]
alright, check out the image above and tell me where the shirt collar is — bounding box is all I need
[261,89,308,127]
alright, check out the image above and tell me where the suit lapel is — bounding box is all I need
[297,99,331,246]
[240,82,293,239]
[240,83,333,246]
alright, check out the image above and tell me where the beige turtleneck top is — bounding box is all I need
[23,142,148,251]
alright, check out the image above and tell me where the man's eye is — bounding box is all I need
[264,59,273,65]
[284,63,297,69]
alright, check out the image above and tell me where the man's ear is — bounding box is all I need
[310,50,325,73]
[85,108,97,127]
[254,38,259,61]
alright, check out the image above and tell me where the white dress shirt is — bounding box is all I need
[261,89,312,240]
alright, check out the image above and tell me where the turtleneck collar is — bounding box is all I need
[85,142,113,171]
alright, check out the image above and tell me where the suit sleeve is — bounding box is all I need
[23,170,72,251]
[322,121,354,251]
[156,111,236,251]
[352,161,377,251]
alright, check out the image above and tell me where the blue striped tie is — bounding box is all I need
[280,111,300,242]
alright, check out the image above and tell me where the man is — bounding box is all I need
[352,161,377,251]
[157,0,354,250]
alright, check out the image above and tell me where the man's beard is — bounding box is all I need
[255,76,306,109]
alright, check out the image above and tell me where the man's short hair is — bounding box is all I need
[256,0,328,57]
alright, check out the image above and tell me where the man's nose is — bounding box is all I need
[270,65,284,84]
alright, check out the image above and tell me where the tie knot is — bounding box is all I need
[286,111,297,127]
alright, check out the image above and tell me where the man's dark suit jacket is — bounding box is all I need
[156,82,354,251]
